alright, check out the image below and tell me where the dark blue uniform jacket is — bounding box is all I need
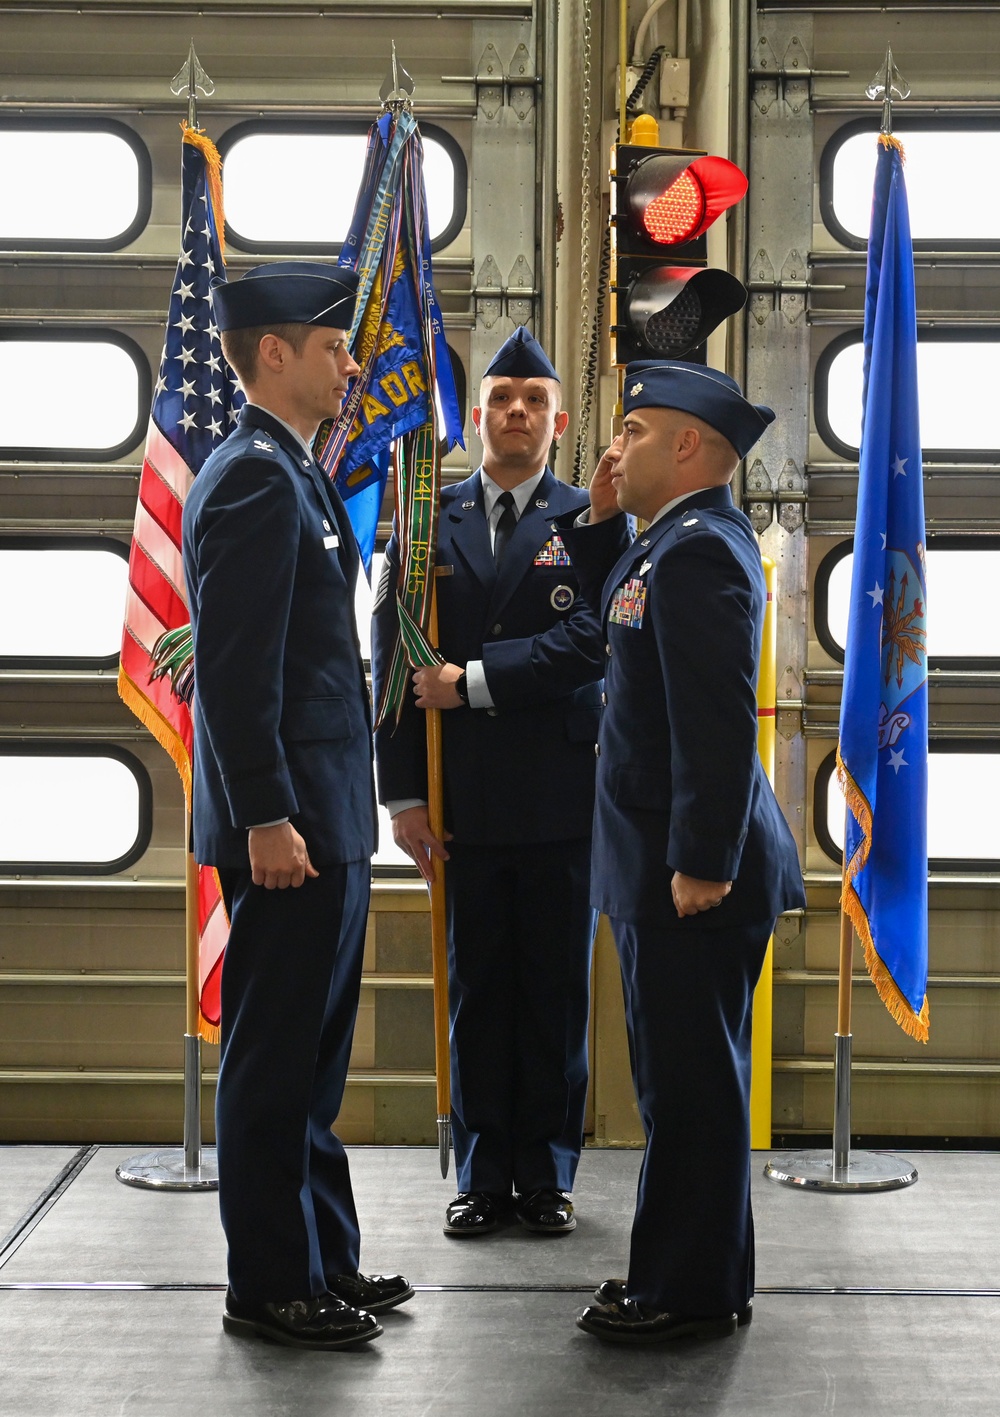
[559,485,805,928]
[182,405,376,869]
[373,467,625,844]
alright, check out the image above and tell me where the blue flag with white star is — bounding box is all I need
[836,135,929,1042]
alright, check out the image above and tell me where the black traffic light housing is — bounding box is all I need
[611,145,749,366]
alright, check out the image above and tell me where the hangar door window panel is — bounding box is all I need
[819,749,1000,869]
[816,333,1000,461]
[821,121,1000,249]
[0,748,151,874]
[816,542,1000,666]
[0,333,148,460]
[221,124,466,252]
[0,541,129,666]
[0,122,150,249]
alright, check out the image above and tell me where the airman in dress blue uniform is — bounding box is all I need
[372,329,628,1237]
[557,361,806,1345]
[183,261,412,1350]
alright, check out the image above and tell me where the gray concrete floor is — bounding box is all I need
[1,1144,998,1415]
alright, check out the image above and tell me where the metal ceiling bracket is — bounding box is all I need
[507,42,535,121]
[476,42,506,119]
[751,33,849,116]
[506,255,534,325]
[745,458,775,534]
[474,254,505,328]
[777,459,806,533]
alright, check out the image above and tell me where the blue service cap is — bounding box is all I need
[210,261,359,333]
[623,360,775,459]
[483,325,560,382]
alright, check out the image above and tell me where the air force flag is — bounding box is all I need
[837,135,929,1042]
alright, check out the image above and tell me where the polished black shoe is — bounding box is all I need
[577,1298,737,1345]
[443,1190,511,1237]
[592,1278,752,1327]
[327,1270,415,1313]
[223,1289,382,1349]
[514,1188,576,1234]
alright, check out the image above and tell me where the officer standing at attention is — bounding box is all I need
[372,328,627,1237]
[183,261,412,1350]
[556,362,805,1344]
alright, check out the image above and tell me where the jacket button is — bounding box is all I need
[605,643,612,657]
[595,743,601,758]
[601,692,607,706]
[492,623,502,635]
[487,707,498,717]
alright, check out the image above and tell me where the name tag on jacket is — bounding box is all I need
[609,577,647,629]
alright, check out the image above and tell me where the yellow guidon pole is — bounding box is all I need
[750,556,777,1148]
[427,576,451,1177]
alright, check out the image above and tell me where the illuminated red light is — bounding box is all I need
[642,170,706,244]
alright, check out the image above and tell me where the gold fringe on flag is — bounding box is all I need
[199,1016,221,1046]
[117,665,192,805]
[878,133,906,161]
[181,123,227,255]
[837,747,930,1043]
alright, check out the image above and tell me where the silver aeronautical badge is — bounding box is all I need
[550,584,575,612]
[639,561,652,575]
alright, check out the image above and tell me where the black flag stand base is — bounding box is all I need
[116,1034,219,1191]
[764,1033,917,1193]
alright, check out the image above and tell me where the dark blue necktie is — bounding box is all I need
[493,490,517,565]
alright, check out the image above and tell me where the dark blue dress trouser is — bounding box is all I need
[216,861,370,1304]
[446,838,596,1195]
[611,915,773,1316]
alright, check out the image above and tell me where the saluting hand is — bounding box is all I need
[248,822,319,890]
[589,437,624,523]
[671,872,732,918]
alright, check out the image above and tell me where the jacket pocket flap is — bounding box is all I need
[281,696,351,742]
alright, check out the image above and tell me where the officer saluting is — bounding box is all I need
[183,261,412,1350]
[558,361,805,1344]
[373,328,627,1237]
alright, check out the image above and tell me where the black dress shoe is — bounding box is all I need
[577,1298,737,1345]
[443,1191,511,1237]
[592,1278,753,1327]
[327,1270,415,1313]
[223,1289,382,1349]
[514,1188,576,1234]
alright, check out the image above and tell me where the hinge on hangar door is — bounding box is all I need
[744,458,805,535]
[750,34,849,116]
[456,42,538,121]
[474,254,537,329]
[748,249,846,328]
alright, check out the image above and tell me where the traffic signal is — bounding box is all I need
[611,145,749,365]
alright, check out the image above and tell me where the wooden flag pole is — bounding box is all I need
[427,576,451,1177]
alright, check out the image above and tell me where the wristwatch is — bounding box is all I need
[455,671,469,704]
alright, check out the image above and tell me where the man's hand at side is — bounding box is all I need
[392,805,451,884]
[248,822,319,889]
[671,872,732,919]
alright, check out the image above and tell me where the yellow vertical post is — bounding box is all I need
[750,556,777,1148]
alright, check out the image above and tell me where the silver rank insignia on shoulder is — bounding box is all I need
[682,517,699,527]
[534,499,548,509]
[550,584,575,611]
[639,561,652,575]
[252,438,275,452]
[462,500,476,510]
[640,537,651,547]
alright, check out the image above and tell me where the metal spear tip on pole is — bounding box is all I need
[379,40,415,111]
[437,1115,451,1179]
[171,39,216,130]
[865,44,910,136]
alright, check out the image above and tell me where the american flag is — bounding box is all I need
[118,125,243,1042]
